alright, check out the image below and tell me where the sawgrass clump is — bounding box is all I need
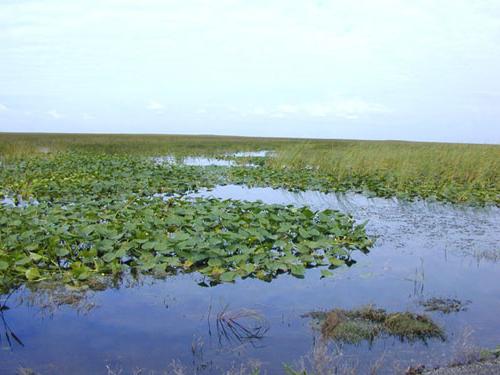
[306,305,445,344]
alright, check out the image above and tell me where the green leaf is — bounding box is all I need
[29,252,43,262]
[298,227,311,239]
[56,247,70,257]
[220,271,237,282]
[208,258,222,267]
[25,267,41,281]
[329,257,346,267]
[15,256,31,266]
[321,269,333,278]
[291,264,305,277]
[102,252,117,263]
[243,263,256,274]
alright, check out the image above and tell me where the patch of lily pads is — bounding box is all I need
[0,192,372,293]
[0,153,222,203]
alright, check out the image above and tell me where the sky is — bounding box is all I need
[0,0,499,143]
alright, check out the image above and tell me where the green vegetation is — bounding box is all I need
[269,141,499,204]
[1,133,498,205]
[420,297,470,314]
[0,152,372,293]
[480,345,500,360]
[0,153,221,202]
[0,133,284,158]
[0,132,498,292]
[0,195,371,292]
[305,305,445,344]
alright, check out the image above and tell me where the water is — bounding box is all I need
[182,157,236,167]
[1,196,39,207]
[229,151,272,157]
[1,186,499,374]
[153,152,270,167]
[152,155,236,167]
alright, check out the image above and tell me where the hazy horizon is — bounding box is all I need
[1,0,500,144]
[2,130,499,146]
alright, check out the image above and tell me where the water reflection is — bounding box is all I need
[1,185,499,374]
[1,289,24,351]
[212,305,269,347]
[229,151,272,157]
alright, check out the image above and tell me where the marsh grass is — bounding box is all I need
[0,133,288,159]
[0,132,498,204]
[419,297,470,314]
[305,305,445,344]
[269,141,499,204]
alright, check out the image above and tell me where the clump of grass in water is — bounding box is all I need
[384,312,444,341]
[305,305,445,344]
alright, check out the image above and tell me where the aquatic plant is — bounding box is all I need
[0,193,372,292]
[1,133,497,205]
[0,153,222,202]
[269,141,499,205]
[383,312,445,341]
[214,305,269,346]
[304,305,445,344]
[0,289,24,351]
[420,297,470,314]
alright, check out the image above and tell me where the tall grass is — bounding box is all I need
[1,132,498,203]
[270,141,499,188]
[0,133,293,159]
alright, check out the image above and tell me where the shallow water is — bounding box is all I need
[229,150,272,157]
[182,157,236,167]
[1,186,499,374]
[1,196,39,207]
[152,155,236,167]
[153,154,266,167]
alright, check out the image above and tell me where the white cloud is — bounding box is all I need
[146,100,164,112]
[0,103,8,112]
[47,110,64,119]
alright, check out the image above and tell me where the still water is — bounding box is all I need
[1,185,499,374]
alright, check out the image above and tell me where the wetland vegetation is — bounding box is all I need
[0,133,499,374]
[0,149,372,292]
[1,133,498,205]
[304,305,446,345]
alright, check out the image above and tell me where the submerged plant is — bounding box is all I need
[0,288,24,351]
[214,305,269,346]
[419,297,470,314]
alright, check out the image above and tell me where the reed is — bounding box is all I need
[1,132,498,204]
